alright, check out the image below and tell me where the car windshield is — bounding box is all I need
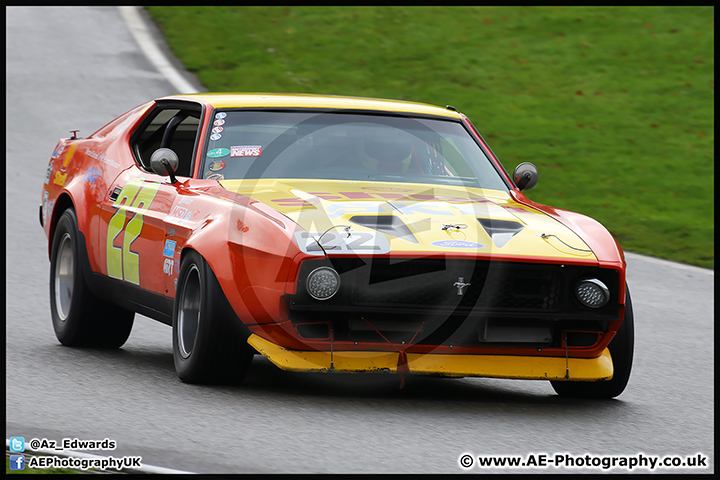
[201,111,508,190]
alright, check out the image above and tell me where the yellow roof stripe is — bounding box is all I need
[162,92,462,118]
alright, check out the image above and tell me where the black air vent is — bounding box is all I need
[477,218,525,248]
[349,215,418,243]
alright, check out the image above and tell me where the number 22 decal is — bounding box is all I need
[294,230,391,255]
[107,179,160,284]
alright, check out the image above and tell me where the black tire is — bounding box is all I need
[551,287,634,399]
[50,208,134,348]
[172,250,254,384]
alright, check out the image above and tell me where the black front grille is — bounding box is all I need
[287,256,620,348]
[350,258,562,311]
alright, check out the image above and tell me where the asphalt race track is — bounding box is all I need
[5,7,714,474]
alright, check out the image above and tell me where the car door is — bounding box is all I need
[98,102,203,314]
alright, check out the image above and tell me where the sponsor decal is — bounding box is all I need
[393,202,455,216]
[52,143,77,185]
[270,190,492,208]
[207,173,224,181]
[207,148,230,158]
[212,126,223,134]
[44,164,53,184]
[163,239,177,258]
[210,133,222,141]
[231,145,262,157]
[295,230,391,255]
[213,119,225,126]
[83,166,102,184]
[163,258,174,275]
[209,160,225,171]
[51,144,63,159]
[431,240,485,249]
[178,197,193,206]
[53,171,68,186]
[168,205,192,224]
[85,148,120,168]
[215,112,227,120]
[42,191,49,225]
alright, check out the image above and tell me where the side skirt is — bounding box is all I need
[75,229,174,325]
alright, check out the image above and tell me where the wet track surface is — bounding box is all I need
[5,7,714,473]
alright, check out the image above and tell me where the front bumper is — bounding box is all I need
[247,333,614,381]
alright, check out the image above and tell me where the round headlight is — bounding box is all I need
[306,267,341,300]
[575,278,610,308]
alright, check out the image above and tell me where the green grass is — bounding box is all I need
[145,6,714,268]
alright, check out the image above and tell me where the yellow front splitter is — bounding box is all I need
[247,334,614,381]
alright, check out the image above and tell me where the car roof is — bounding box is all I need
[159,93,463,119]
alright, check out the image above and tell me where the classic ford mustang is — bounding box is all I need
[41,93,633,398]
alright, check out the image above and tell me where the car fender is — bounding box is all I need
[43,139,90,258]
[511,189,627,304]
[181,198,304,326]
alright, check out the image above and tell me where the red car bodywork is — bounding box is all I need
[41,93,631,394]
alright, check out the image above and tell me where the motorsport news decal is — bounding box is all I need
[458,452,709,471]
[8,436,142,472]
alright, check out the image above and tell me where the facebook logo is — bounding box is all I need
[9,436,25,452]
[9,455,25,470]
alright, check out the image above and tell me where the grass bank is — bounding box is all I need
[146,6,714,268]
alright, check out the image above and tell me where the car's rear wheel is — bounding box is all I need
[551,287,634,399]
[172,250,253,384]
[50,208,134,348]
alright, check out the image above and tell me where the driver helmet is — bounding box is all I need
[358,131,412,174]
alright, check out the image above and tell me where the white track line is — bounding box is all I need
[8,8,200,474]
[118,6,200,94]
[625,251,713,275]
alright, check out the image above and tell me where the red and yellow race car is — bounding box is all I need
[41,93,633,398]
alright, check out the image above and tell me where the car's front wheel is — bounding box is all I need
[172,250,254,384]
[551,287,634,399]
[50,208,134,348]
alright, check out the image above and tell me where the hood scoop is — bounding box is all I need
[478,218,525,248]
[349,215,418,244]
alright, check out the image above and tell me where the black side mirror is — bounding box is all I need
[150,148,179,184]
[513,162,539,191]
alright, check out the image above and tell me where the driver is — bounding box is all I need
[357,132,413,174]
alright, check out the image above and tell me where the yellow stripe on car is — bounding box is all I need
[221,179,597,261]
[247,334,614,381]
